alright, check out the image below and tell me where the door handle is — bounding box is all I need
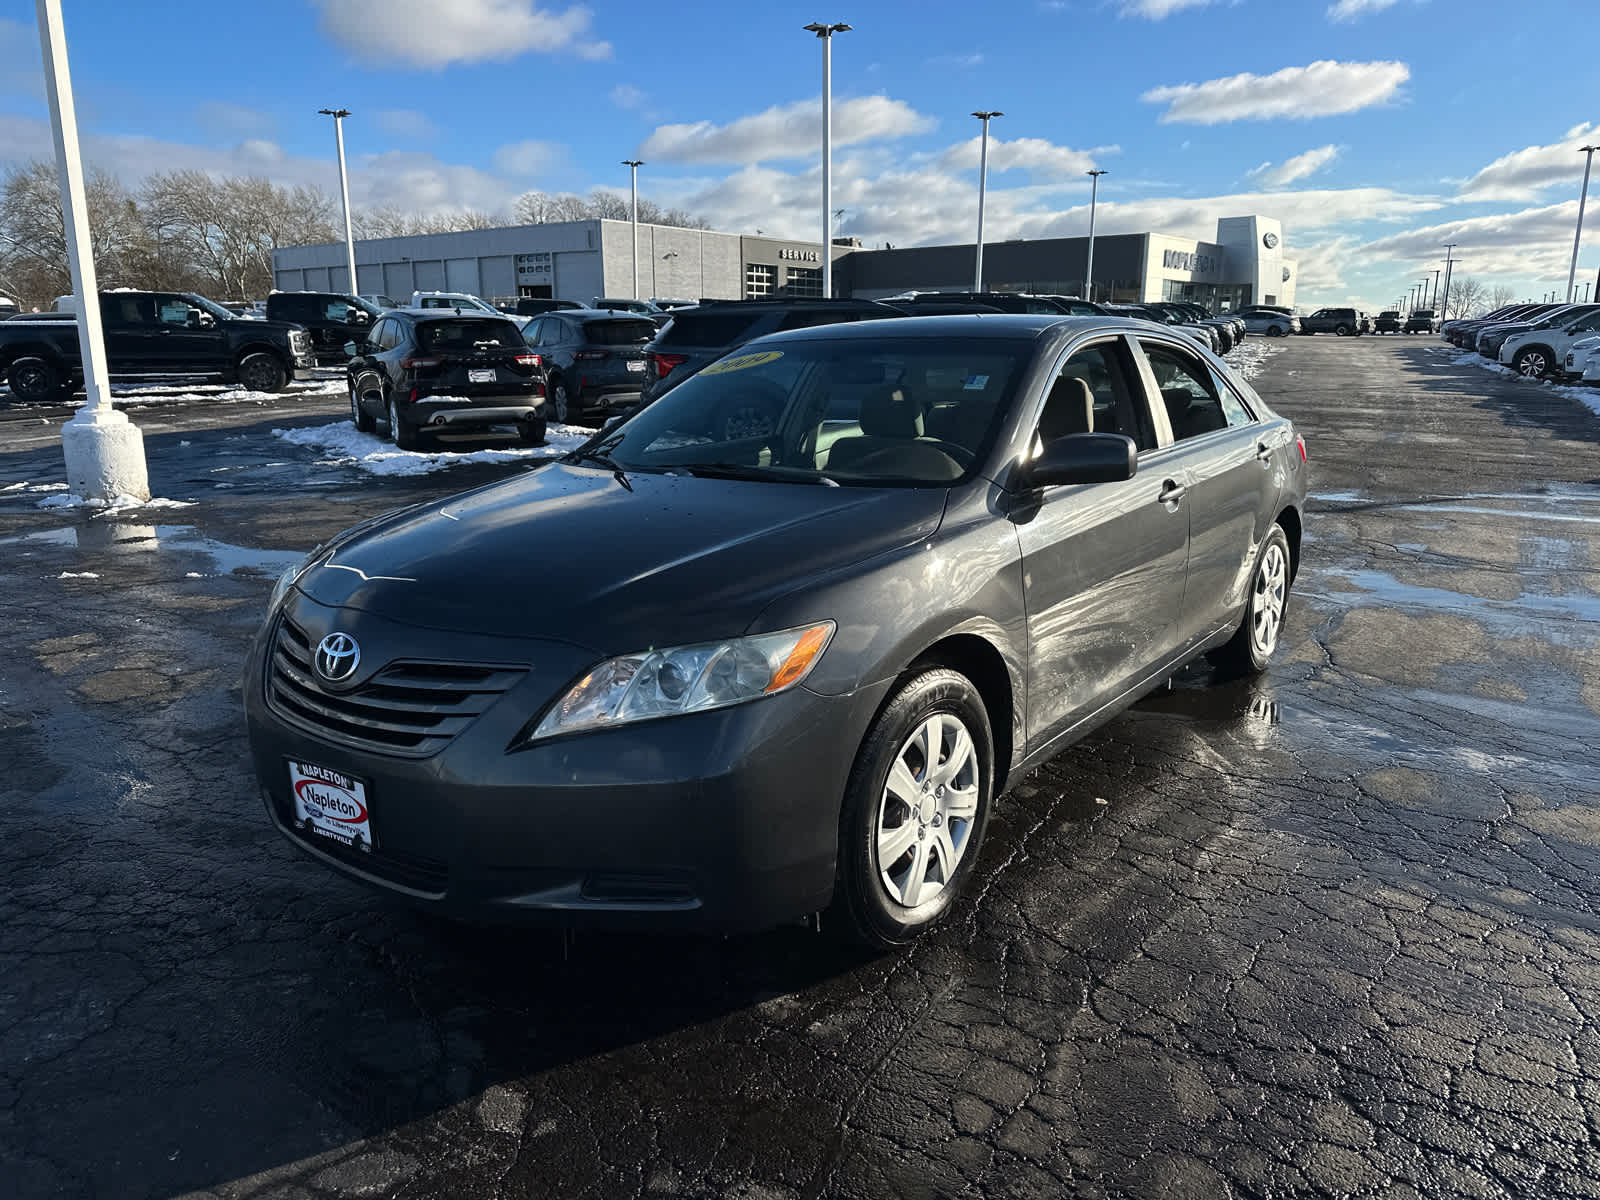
[156,327,173,335]
[1158,479,1186,505]
[1255,441,1272,462]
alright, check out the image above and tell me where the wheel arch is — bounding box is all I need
[905,633,1017,794]
[1,342,70,373]
[1275,504,1303,583]
[233,341,289,366]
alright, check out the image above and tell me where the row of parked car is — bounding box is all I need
[1440,300,1600,381]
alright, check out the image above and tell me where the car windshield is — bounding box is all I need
[591,336,1030,487]
[417,319,523,350]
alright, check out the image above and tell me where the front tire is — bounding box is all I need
[6,356,66,403]
[1266,325,1285,337]
[1513,347,1552,379]
[237,352,288,394]
[1209,525,1293,678]
[832,668,994,950]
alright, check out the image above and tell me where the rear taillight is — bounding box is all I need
[1295,434,1307,463]
[652,352,688,378]
[401,355,441,369]
[513,353,541,367]
[574,349,606,361]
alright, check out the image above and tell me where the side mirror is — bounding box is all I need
[343,340,360,357]
[601,414,627,433]
[1023,433,1137,488]
[346,310,370,324]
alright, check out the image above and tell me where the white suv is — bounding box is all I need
[1498,308,1600,377]
[1562,334,1600,383]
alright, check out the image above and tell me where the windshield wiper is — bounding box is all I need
[677,462,838,486]
[564,433,633,490]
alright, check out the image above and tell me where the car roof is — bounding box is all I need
[547,307,656,319]
[390,306,516,319]
[742,313,1157,343]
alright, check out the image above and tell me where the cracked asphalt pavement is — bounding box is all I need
[3,338,1600,1199]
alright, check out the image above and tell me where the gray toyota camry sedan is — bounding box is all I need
[246,315,1306,948]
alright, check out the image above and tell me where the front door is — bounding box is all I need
[1135,336,1277,648]
[150,294,227,371]
[1015,335,1190,749]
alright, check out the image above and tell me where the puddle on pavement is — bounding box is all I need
[0,523,304,575]
[1306,567,1600,647]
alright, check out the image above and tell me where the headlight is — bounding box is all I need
[268,553,316,612]
[522,621,835,743]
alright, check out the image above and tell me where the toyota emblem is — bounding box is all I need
[314,633,361,683]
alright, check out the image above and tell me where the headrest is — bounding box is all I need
[1039,376,1094,441]
[1161,388,1193,424]
[860,386,922,438]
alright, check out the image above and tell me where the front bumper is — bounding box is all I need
[244,596,884,932]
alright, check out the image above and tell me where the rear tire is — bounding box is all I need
[1334,324,1351,337]
[549,378,570,424]
[518,417,548,446]
[238,352,288,394]
[831,668,994,951]
[388,397,422,451]
[1208,525,1293,679]
[6,356,66,403]
[349,376,377,433]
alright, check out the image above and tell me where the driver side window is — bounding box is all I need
[1034,340,1155,457]
[155,295,197,326]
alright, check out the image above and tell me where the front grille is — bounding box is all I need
[267,615,526,758]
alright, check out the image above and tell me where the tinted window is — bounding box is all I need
[602,337,1032,486]
[416,319,524,351]
[656,311,763,347]
[583,319,655,345]
[155,295,201,326]
[1140,341,1229,442]
[101,295,154,326]
[270,294,317,322]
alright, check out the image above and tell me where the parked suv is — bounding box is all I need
[1403,309,1439,335]
[641,298,905,406]
[266,292,383,365]
[1297,308,1363,336]
[1497,306,1600,377]
[523,309,657,424]
[1238,308,1300,337]
[1476,304,1596,358]
[890,292,1080,316]
[345,309,548,449]
[1374,311,1402,334]
[495,297,583,317]
[1,291,313,402]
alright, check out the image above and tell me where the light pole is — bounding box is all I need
[1430,268,1440,310]
[1569,145,1599,303]
[35,0,148,502]
[804,21,851,298]
[1441,243,1457,320]
[971,111,1002,291]
[318,108,358,295]
[1085,168,1107,301]
[622,159,643,299]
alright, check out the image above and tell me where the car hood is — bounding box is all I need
[231,317,304,335]
[296,463,947,651]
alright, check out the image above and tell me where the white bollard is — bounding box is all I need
[62,406,149,503]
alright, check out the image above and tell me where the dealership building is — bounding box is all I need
[271,213,1295,311]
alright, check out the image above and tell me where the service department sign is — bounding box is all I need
[777,248,821,262]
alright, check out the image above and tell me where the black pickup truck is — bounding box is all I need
[0,291,315,403]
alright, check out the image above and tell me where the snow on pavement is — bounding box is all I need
[37,494,196,513]
[1228,339,1281,383]
[1431,346,1600,418]
[272,421,591,477]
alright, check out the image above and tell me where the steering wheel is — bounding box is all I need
[713,379,789,443]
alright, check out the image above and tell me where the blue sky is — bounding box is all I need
[2,0,1598,309]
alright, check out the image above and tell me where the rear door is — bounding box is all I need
[1015,334,1189,747]
[1132,336,1279,650]
[98,293,156,371]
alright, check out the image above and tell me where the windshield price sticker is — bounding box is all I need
[702,350,784,376]
[963,375,990,390]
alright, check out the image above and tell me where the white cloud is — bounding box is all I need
[1142,60,1410,124]
[937,136,1113,179]
[373,109,439,141]
[927,53,985,68]
[491,140,563,177]
[639,95,936,165]
[1246,144,1342,187]
[1458,123,1600,203]
[610,84,646,111]
[1327,0,1398,19]
[1358,201,1584,276]
[1120,0,1216,16]
[311,0,610,69]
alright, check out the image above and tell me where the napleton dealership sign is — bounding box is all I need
[1162,249,1219,275]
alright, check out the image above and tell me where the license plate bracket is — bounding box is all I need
[288,760,374,851]
[468,368,496,383]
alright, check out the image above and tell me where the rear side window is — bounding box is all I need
[269,294,317,322]
[417,319,523,351]
[656,311,763,347]
[1140,341,1231,442]
[582,319,655,345]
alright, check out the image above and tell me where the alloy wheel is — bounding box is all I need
[1517,351,1548,378]
[875,713,980,908]
[1250,542,1289,658]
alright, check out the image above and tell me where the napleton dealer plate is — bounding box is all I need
[289,760,373,850]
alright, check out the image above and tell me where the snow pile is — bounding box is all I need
[1229,339,1282,382]
[113,377,345,407]
[57,571,99,579]
[271,421,589,477]
[37,493,196,513]
[1443,348,1600,418]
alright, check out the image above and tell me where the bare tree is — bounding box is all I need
[354,206,503,239]
[513,188,710,230]
[1486,284,1517,311]
[1444,275,1487,320]
[0,160,146,306]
